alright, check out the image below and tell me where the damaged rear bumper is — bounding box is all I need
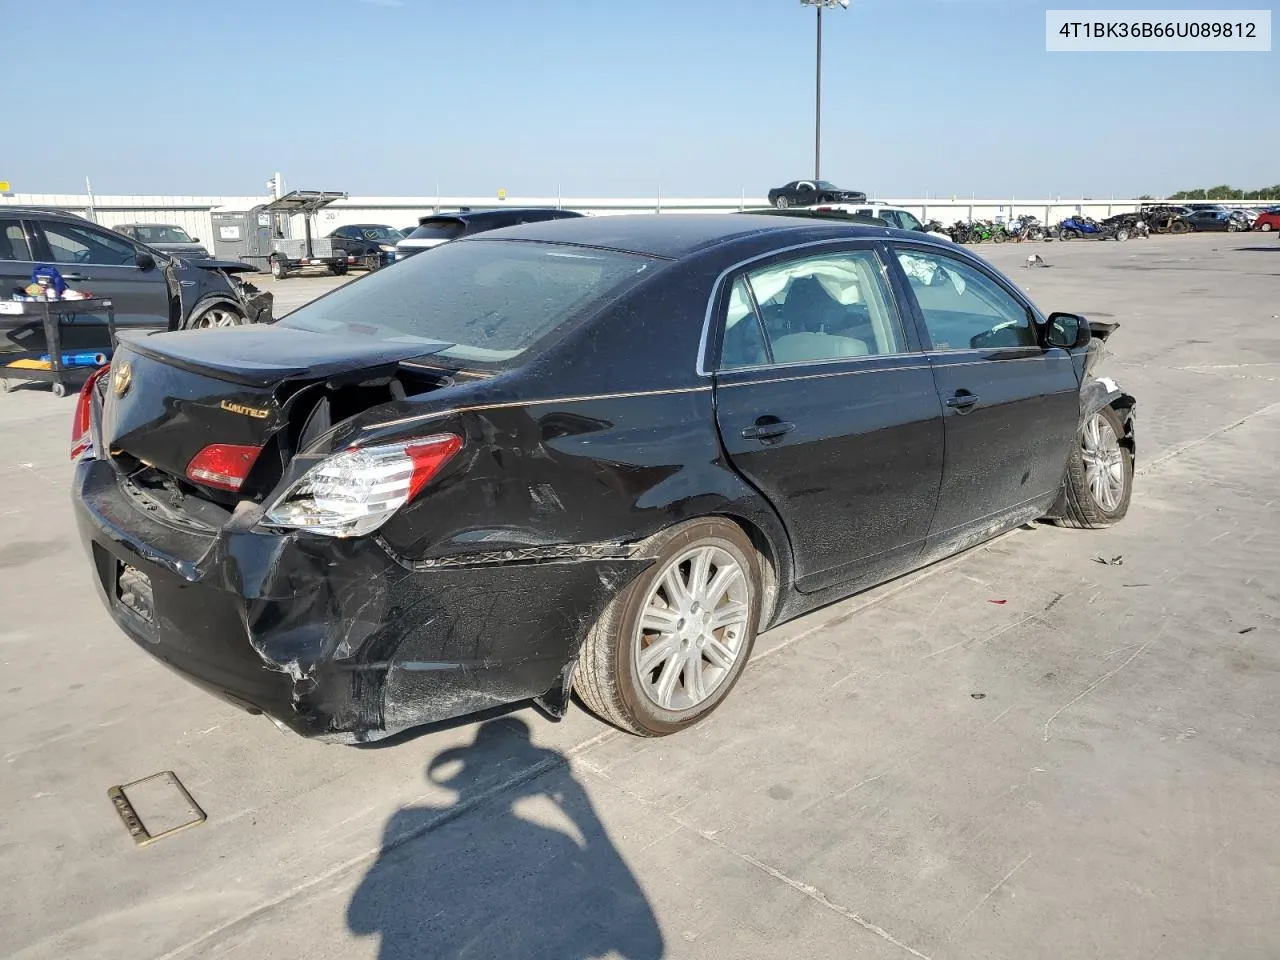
[72,458,648,742]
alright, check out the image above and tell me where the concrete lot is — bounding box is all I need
[2,233,1278,960]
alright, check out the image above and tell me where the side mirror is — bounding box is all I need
[191,237,200,243]
[135,252,157,272]
[1045,311,1090,349]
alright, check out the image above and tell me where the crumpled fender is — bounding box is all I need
[1080,375,1137,429]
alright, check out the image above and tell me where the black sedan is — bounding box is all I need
[768,180,867,208]
[71,215,1135,743]
[1183,210,1246,232]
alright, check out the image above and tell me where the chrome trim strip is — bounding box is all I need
[368,384,713,431]
[718,363,935,389]
[928,352,1065,367]
[717,350,925,376]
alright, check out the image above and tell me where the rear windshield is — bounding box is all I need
[279,239,661,365]
[407,219,466,241]
[356,226,401,241]
[134,226,194,243]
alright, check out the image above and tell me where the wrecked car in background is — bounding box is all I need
[1,208,271,368]
[71,215,1135,743]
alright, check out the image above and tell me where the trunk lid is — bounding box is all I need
[102,326,454,503]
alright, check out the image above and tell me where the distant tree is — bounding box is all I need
[1137,194,1156,201]
[1170,183,1280,201]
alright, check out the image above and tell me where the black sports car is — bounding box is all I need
[767,180,867,208]
[71,215,1136,743]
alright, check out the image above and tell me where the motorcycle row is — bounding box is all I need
[943,212,1155,245]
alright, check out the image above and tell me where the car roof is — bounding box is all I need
[464,213,909,259]
[0,206,88,219]
[119,222,184,228]
[419,207,580,224]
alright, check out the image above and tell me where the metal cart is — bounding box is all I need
[0,298,116,397]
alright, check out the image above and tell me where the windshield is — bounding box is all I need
[814,181,841,191]
[134,225,194,244]
[356,226,401,241]
[280,239,661,365]
[407,219,467,241]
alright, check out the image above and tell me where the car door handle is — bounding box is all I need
[946,392,980,411]
[741,419,795,441]
[59,272,90,281]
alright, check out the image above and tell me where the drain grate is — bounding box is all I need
[108,771,206,847]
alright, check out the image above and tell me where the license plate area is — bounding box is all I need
[116,562,154,623]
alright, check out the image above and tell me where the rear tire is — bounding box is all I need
[1116,228,1130,241]
[51,382,67,398]
[1051,406,1133,529]
[575,518,761,737]
[270,257,288,280]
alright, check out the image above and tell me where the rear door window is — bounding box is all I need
[720,249,907,368]
[0,220,32,261]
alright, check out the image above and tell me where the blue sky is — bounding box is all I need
[6,0,1275,198]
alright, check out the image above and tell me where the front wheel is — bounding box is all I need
[270,257,288,280]
[774,196,789,209]
[1115,228,1130,241]
[185,303,247,329]
[1051,407,1133,529]
[575,518,761,736]
[993,230,1006,243]
[1260,222,1273,232]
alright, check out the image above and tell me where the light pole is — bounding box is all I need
[800,0,848,182]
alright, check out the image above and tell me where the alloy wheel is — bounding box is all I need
[632,545,750,711]
[189,307,244,329]
[1081,412,1125,511]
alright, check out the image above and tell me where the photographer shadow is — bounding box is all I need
[348,717,665,960]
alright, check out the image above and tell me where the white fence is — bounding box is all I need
[2,193,1273,247]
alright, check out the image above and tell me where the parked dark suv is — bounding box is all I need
[326,223,404,272]
[1,208,271,363]
[395,208,584,260]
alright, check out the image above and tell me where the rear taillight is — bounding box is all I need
[70,365,112,460]
[186,444,263,492]
[261,433,462,538]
